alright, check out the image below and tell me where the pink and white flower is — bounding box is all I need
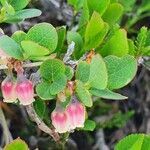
[1,75,17,103]
[15,73,34,105]
[51,108,69,133]
[66,98,85,130]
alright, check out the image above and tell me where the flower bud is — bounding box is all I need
[1,75,17,103]
[15,73,34,105]
[66,99,85,130]
[51,108,69,133]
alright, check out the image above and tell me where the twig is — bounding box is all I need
[0,107,13,145]
[25,104,60,142]
[63,41,75,63]
[25,69,60,142]
[93,129,109,150]
[49,0,60,8]
[0,62,43,70]
[63,41,87,68]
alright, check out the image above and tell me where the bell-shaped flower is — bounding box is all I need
[15,73,34,105]
[1,75,17,103]
[51,106,70,134]
[66,98,85,130]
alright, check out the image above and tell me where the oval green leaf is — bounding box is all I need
[84,12,107,50]
[40,59,66,81]
[4,138,29,150]
[100,29,129,57]
[76,80,93,107]
[0,35,23,59]
[104,55,137,90]
[67,31,83,59]
[11,31,26,44]
[102,3,124,25]
[8,0,29,11]
[21,40,50,59]
[82,120,96,131]
[88,54,108,89]
[115,134,150,150]
[5,9,42,23]
[26,23,58,53]
[36,82,55,100]
[76,61,90,83]
[87,0,110,16]
[90,88,128,100]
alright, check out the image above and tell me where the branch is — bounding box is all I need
[0,62,43,70]
[93,129,109,150]
[25,104,60,142]
[63,41,76,64]
[63,41,87,68]
[0,107,13,145]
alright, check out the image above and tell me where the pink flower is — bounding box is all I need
[1,75,17,103]
[15,73,34,105]
[66,99,85,130]
[51,108,69,133]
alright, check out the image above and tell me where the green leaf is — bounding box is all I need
[55,26,66,52]
[100,29,129,57]
[142,46,150,56]
[139,0,150,13]
[76,61,90,83]
[49,74,67,95]
[36,82,55,100]
[78,0,89,36]
[65,66,74,80]
[4,138,29,150]
[76,80,92,107]
[33,98,47,120]
[8,0,29,11]
[3,3,15,15]
[110,0,118,3]
[39,59,67,95]
[82,120,96,131]
[11,31,26,44]
[67,0,84,10]
[128,39,136,56]
[40,59,66,81]
[37,75,67,98]
[0,35,23,59]
[119,0,136,12]
[26,23,58,53]
[104,55,137,90]
[145,30,150,46]
[141,134,150,150]
[84,12,109,50]
[87,0,110,16]
[90,88,127,100]
[21,41,50,58]
[136,26,148,56]
[102,3,123,25]
[88,54,108,89]
[0,0,6,6]
[115,134,150,150]
[5,9,42,23]
[67,31,83,58]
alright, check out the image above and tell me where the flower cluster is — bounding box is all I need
[51,97,85,133]
[1,72,34,105]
